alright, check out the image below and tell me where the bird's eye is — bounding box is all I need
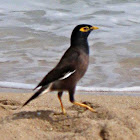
[80,26,89,32]
[83,27,88,30]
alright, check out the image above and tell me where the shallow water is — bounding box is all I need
[0,0,140,90]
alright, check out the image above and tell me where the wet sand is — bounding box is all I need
[0,91,140,140]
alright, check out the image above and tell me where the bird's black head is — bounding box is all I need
[71,24,99,46]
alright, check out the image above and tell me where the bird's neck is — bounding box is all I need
[70,38,89,54]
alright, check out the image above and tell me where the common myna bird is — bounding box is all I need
[23,24,99,114]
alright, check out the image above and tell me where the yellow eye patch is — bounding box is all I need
[80,26,90,32]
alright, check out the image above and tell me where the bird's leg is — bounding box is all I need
[69,90,96,113]
[57,91,66,115]
[73,102,96,112]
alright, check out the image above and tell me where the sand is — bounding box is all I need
[0,91,140,140]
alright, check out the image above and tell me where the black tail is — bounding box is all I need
[22,86,47,107]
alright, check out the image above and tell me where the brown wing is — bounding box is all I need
[34,47,80,90]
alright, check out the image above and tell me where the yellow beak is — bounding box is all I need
[90,26,99,30]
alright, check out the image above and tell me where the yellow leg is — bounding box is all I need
[73,102,96,112]
[58,96,66,115]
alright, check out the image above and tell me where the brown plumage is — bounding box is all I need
[22,24,99,114]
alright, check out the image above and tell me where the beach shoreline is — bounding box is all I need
[0,91,140,140]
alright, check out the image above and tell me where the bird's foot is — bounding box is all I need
[73,102,97,113]
[88,107,96,113]
[54,109,66,115]
[53,112,66,115]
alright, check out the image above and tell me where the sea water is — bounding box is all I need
[0,0,140,93]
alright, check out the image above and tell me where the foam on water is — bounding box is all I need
[0,81,140,93]
[0,81,34,90]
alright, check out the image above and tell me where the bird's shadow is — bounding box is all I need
[12,110,53,121]
[11,101,96,122]
[0,109,82,132]
[11,109,79,123]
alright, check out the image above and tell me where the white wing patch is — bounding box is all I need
[41,83,52,95]
[59,70,76,80]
